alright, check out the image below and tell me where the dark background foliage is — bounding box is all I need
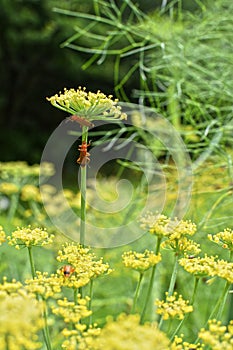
[0,0,203,163]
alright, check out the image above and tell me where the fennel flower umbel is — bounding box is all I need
[47,87,127,122]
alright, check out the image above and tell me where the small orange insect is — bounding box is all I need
[77,141,91,167]
[61,265,75,278]
[67,115,94,128]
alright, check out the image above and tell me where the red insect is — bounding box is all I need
[61,265,75,278]
[67,115,94,128]
[77,141,91,167]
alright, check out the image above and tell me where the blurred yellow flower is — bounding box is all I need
[21,184,41,202]
[0,226,6,245]
[199,319,233,350]
[0,182,19,195]
[0,291,43,350]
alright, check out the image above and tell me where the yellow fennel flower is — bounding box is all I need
[0,182,19,195]
[171,335,203,349]
[0,277,23,296]
[0,291,43,350]
[179,255,217,278]
[7,225,54,248]
[155,292,193,320]
[52,296,92,324]
[47,87,127,122]
[21,184,41,202]
[95,314,170,350]
[122,250,161,272]
[57,243,112,282]
[208,228,233,252]
[161,236,201,255]
[0,226,6,245]
[199,319,233,350]
[25,271,62,299]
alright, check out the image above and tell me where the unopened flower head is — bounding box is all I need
[155,292,193,320]
[122,250,161,272]
[7,226,54,248]
[198,319,233,350]
[0,291,43,349]
[94,314,170,350]
[0,226,6,245]
[47,87,127,122]
[208,228,233,252]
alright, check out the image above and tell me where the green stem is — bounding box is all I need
[80,126,89,246]
[170,277,200,341]
[140,236,162,324]
[27,246,36,279]
[159,252,179,330]
[7,192,20,222]
[88,279,94,325]
[74,288,78,305]
[42,298,52,350]
[132,272,144,314]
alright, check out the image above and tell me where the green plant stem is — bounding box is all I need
[74,288,78,305]
[27,247,52,350]
[7,192,20,222]
[42,298,52,350]
[140,236,162,324]
[80,126,89,246]
[170,277,200,341]
[27,246,36,279]
[159,252,179,330]
[132,272,144,314]
[89,279,94,325]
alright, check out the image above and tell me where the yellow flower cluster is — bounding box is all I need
[171,335,203,350]
[0,290,43,350]
[179,255,233,282]
[62,325,101,350]
[140,213,196,238]
[122,250,161,272]
[7,226,54,248]
[179,255,217,278]
[0,277,23,296]
[208,228,233,252]
[155,292,193,320]
[0,226,6,245]
[25,271,62,299]
[198,319,233,350]
[0,161,54,179]
[93,314,170,350]
[21,184,41,202]
[162,236,201,255]
[52,297,92,324]
[57,243,112,284]
[0,182,19,195]
[47,87,127,121]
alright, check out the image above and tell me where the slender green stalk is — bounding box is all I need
[140,236,162,324]
[7,192,20,222]
[27,247,52,350]
[42,298,52,350]
[170,277,200,341]
[159,252,179,330]
[132,272,144,314]
[74,288,78,305]
[27,246,36,279]
[80,126,89,246]
[88,279,94,325]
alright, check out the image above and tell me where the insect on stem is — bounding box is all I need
[77,141,91,167]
